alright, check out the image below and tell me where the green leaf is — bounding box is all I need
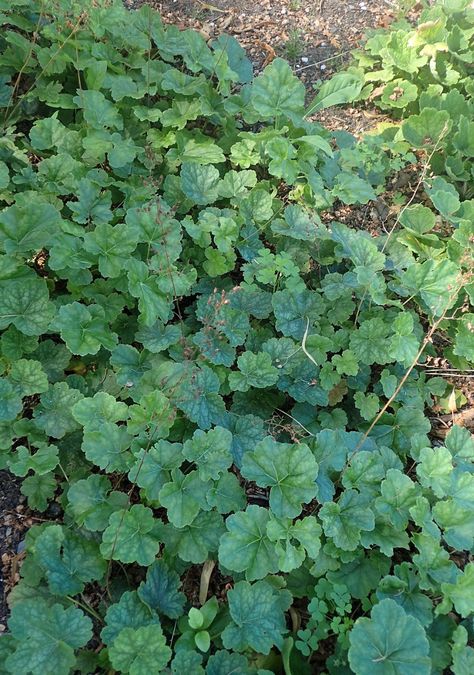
[181,163,220,205]
[101,505,161,566]
[350,318,392,365]
[320,489,375,551]
[21,473,57,511]
[34,524,106,595]
[159,469,210,528]
[54,302,118,355]
[182,426,233,480]
[0,201,62,255]
[82,421,131,472]
[266,515,322,573]
[241,437,318,518]
[250,58,305,119]
[228,351,279,392]
[425,176,461,217]
[0,278,55,336]
[6,599,92,675]
[160,510,225,564]
[222,580,292,654]
[206,650,251,675]
[402,108,451,148]
[401,259,459,316]
[127,259,171,326]
[33,382,83,439]
[453,313,474,360]
[73,89,123,130]
[67,475,129,532]
[138,559,185,619]
[439,563,474,618]
[375,469,418,529]
[72,392,129,427]
[101,591,159,646]
[307,72,364,114]
[8,443,58,477]
[0,378,22,422]
[109,625,171,675]
[8,359,49,396]
[128,440,182,502]
[348,599,431,675]
[333,172,377,205]
[219,505,278,581]
[206,472,246,513]
[83,223,137,278]
[416,446,453,498]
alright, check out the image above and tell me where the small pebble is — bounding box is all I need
[301,56,309,63]
[320,64,327,70]
[17,539,26,554]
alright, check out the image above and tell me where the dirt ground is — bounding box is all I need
[0,472,28,630]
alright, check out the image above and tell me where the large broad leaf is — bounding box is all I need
[100,505,161,566]
[348,599,431,674]
[101,591,159,646]
[241,437,318,518]
[218,505,278,581]
[108,625,172,675]
[160,510,225,564]
[222,580,292,654]
[67,475,129,532]
[34,524,106,596]
[159,469,210,528]
[306,72,364,115]
[83,223,137,278]
[33,382,83,439]
[6,599,92,675]
[138,559,186,619]
[54,302,118,355]
[401,259,460,316]
[180,163,220,205]
[250,58,305,120]
[0,278,55,336]
[182,426,233,480]
[439,563,474,618]
[319,489,375,551]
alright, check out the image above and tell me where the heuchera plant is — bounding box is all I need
[0,0,473,673]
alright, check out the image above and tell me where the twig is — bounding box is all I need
[301,317,319,369]
[294,50,352,73]
[199,559,216,605]
[349,284,464,459]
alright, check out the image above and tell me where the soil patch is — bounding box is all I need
[0,471,29,630]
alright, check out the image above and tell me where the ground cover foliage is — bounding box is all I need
[0,0,473,672]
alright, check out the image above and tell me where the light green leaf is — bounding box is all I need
[228,351,279,392]
[109,625,171,675]
[222,580,292,654]
[159,469,210,528]
[251,58,305,119]
[307,72,364,114]
[72,392,128,427]
[6,599,92,675]
[348,599,431,675]
[101,505,161,566]
[54,302,118,355]
[241,437,318,518]
[33,382,83,439]
[182,426,233,480]
[181,163,220,205]
[320,489,375,551]
[219,505,278,581]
